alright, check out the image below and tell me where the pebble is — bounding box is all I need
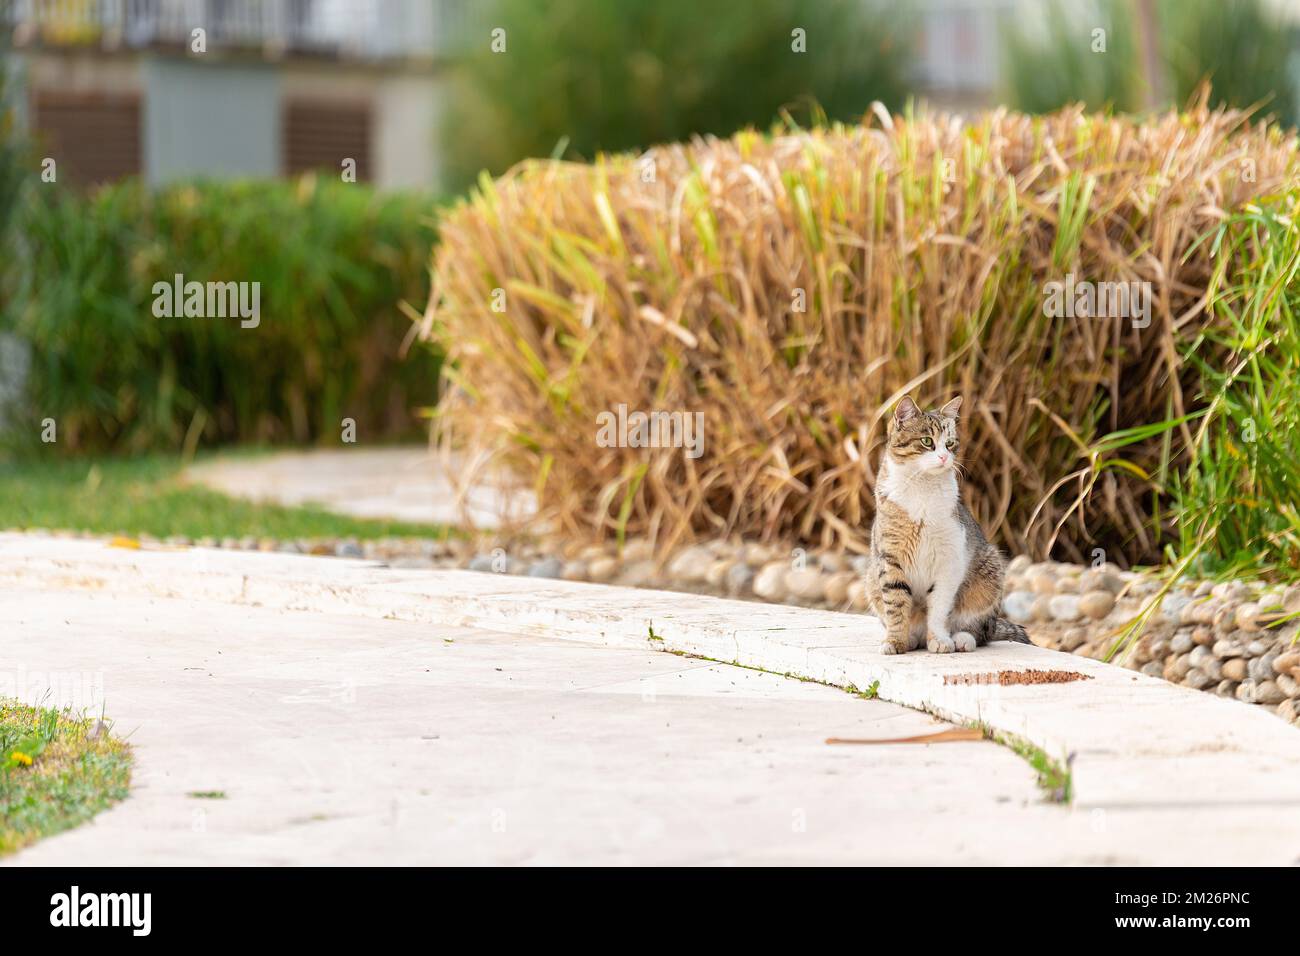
[785,568,826,603]
[753,562,788,601]
[824,571,856,605]
[846,579,871,611]
[1161,593,1192,621]
[527,556,563,578]
[1059,627,1088,652]
[1048,594,1082,622]
[1189,645,1221,681]
[725,562,756,597]
[1213,639,1246,659]
[1236,679,1259,704]
[704,538,732,558]
[1027,571,1057,595]
[587,557,619,583]
[1129,579,1160,598]
[1212,581,1250,602]
[1183,598,1219,625]
[1003,591,1036,624]
[620,539,655,563]
[1274,651,1300,678]
[1169,631,1194,654]
[1283,584,1300,614]
[561,561,589,581]
[467,553,496,573]
[1249,651,1279,682]
[1278,699,1299,724]
[704,559,734,588]
[616,560,658,588]
[1030,595,1055,622]
[1255,680,1286,705]
[817,552,848,574]
[1166,653,1192,681]
[667,546,713,583]
[1221,658,1249,682]
[1236,602,1262,631]
[1079,568,1124,594]
[335,541,364,559]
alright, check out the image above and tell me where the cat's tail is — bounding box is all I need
[988,616,1031,644]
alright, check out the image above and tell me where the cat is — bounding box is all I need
[865,395,1029,654]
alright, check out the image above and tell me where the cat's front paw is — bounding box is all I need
[880,636,909,655]
[952,631,976,652]
[926,633,956,654]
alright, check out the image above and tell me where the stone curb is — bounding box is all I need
[4,533,1300,813]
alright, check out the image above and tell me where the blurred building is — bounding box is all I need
[914,0,1018,110]
[1,0,465,188]
[8,0,1299,191]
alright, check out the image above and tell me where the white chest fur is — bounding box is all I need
[878,467,970,592]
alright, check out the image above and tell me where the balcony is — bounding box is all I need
[0,0,467,63]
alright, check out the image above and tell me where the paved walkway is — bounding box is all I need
[3,534,1300,864]
[184,447,535,529]
[5,588,1063,866]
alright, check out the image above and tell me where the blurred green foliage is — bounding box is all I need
[2,177,440,455]
[1004,0,1298,127]
[0,61,24,245]
[440,0,914,190]
[0,454,452,541]
[1163,0,1298,125]
[1003,0,1143,114]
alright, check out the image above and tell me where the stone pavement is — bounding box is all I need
[3,534,1299,864]
[3,588,1058,865]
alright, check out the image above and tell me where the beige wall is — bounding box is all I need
[281,63,442,191]
[23,49,143,95]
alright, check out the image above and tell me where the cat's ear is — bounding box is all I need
[939,396,963,419]
[894,396,920,423]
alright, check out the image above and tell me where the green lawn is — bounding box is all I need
[0,700,133,856]
[0,454,453,542]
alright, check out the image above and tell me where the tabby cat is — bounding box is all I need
[865,395,1029,654]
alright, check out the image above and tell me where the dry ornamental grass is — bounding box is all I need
[422,95,1297,566]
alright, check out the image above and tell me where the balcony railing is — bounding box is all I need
[1,0,468,62]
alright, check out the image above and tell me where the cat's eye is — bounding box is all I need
[920,437,933,449]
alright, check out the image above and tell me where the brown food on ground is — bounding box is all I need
[944,669,1094,686]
